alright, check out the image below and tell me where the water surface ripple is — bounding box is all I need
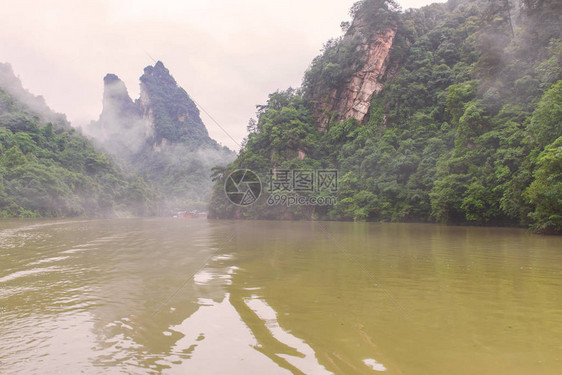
[0,219,561,374]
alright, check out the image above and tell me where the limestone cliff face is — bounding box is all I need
[101,74,138,119]
[313,26,396,128]
[91,74,146,156]
[91,61,215,155]
[138,61,210,146]
[138,74,156,142]
[99,74,143,137]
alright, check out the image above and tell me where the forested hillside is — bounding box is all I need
[209,0,562,233]
[0,63,157,217]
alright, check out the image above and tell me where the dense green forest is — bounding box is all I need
[0,64,157,217]
[209,0,562,234]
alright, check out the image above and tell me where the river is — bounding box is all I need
[0,219,561,374]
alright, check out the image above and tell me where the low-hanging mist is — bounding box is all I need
[85,61,235,212]
[0,62,158,218]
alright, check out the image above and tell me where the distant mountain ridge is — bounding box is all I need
[90,61,221,155]
[88,61,235,211]
[0,63,68,127]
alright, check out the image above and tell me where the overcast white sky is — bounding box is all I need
[0,0,443,149]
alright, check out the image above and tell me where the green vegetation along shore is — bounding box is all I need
[209,0,562,234]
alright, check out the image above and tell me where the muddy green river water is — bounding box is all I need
[0,219,561,374]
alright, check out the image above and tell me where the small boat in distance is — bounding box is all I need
[173,210,208,219]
